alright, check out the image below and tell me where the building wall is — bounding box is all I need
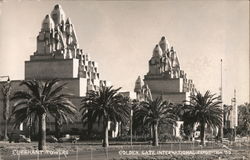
[0,79,88,137]
[55,78,87,97]
[152,92,190,104]
[0,80,27,136]
[25,58,79,79]
[144,78,183,93]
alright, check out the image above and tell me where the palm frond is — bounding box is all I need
[11,79,77,130]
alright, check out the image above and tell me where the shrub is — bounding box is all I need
[79,130,103,141]
[159,133,181,142]
[111,135,151,142]
[69,128,81,135]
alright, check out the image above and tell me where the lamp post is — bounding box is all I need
[220,59,224,142]
[130,109,133,146]
[0,76,11,141]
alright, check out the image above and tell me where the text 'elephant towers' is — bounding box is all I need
[135,36,196,104]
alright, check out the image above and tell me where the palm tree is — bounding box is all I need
[184,90,222,146]
[135,97,177,146]
[80,86,130,147]
[173,104,194,140]
[132,100,150,138]
[11,79,77,150]
[54,109,76,139]
[118,96,131,137]
[180,111,196,141]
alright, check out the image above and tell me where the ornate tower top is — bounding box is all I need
[51,4,66,26]
[26,4,110,93]
[134,76,143,93]
[159,36,170,52]
[42,15,55,31]
[66,17,72,24]
[147,36,182,77]
[152,44,162,58]
[137,36,197,104]
[134,76,152,101]
[34,4,79,56]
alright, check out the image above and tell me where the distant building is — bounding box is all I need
[135,36,196,104]
[134,36,196,138]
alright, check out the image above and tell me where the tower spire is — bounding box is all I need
[159,36,170,52]
[51,4,66,26]
[152,44,162,57]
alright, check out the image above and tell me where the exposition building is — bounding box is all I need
[0,4,120,138]
[134,37,196,137]
[135,36,196,104]
[1,4,197,139]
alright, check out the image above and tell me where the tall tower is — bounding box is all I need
[25,4,110,97]
[231,89,237,128]
[134,76,152,102]
[134,76,143,101]
[143,36,195,104]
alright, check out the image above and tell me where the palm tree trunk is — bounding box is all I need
[38,113,46,150]
[150,125,153,139]
[4,119,8,140]
[200,123,205,146]
[102,119,109,147]
[55,117,61,139]
[87,110,92,137]
[31,120,37,139]
[152,122,159,146]
[87,118,92,138]
[119,122,123,136]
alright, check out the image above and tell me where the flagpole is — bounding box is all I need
[234,89,237,140]
[220,59,224,142]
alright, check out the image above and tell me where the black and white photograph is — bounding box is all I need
[0,0,249,159]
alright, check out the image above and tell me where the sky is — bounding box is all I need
[0,0,249,105]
